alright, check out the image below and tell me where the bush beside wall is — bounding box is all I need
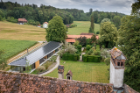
[82,55,101,62]
[62,53,80,61]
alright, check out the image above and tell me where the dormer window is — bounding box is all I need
[118,62,120,66]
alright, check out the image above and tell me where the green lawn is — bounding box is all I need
[68,21,100,35]
[0,39,37,59]
[45,60,109,83]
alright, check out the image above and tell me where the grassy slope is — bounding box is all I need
[0,39,37,59]
[68,21,100,35]
[0,21,46,41]
[45,60,109,83]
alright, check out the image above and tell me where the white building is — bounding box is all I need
[110,47,126,88]
[43,22,48,28]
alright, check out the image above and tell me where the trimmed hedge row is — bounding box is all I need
[82,55,101,62]
[62,53,80,61]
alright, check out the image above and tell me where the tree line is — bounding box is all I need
[0,1,125,26]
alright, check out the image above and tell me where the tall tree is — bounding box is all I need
[89,14,94,33]
[99,22,117,48]
[89,8,92,15]
[117,15,140,92]
[46,15,67,42]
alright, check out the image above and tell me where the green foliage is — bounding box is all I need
[91,34,97,43]
[94,51,101,56]
[104,58,110,66]
[77,36,87,47]
[86,38,92,45]
[0,40,37,59]
[62,53,79,61]
[76,45,82,52]
[112,16,121,29]
[69,24,77,28]
[46,15,67,42]
[0,15,2,21]
[73,40,79,46]
[0,50,7,70]
[82,55,101,62]
[96,31,99,34]
[101,18,111,23]
[49,55,57,62]
[118,15,140,92]
[63,42,77,54]
[89,14,94,33]
[7,17,17,23]
[100,49,110,60]
[25,60,32,73]
[99,22,118,48]
[86,45,91,51]
[36,66,45,72]
[87,48,94,55]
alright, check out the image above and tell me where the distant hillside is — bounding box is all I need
[0,1,125,26]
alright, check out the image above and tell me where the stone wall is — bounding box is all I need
[0,71,113,93]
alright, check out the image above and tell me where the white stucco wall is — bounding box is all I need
[58,73,64,79]
[43,23,48,28]
[110,60,124,88]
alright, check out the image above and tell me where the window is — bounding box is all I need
[121,62,123,66]
[118,62,120,66]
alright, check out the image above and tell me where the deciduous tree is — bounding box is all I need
[117,15,140,92]
[46,15,67,42]
[99,22,118,48]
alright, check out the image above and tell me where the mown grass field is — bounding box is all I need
[68,21,100,35]
[0,39,37,59]
[45,60,109,83]
[0,21,46,41]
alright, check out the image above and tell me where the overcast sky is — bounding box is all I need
[3,0,138,15]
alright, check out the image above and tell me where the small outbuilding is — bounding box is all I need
[43,22,48,28]
[66,70,72,80]
[18,18,28,25]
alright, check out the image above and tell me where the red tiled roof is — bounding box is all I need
[66,39,76,43]
[18,18,27,22]
[67,35,99,40]
[110,47,122,59]
[66,70,73,76]
[0,70,114,93]
[80,33,94,35]
[43,22,48,24]
[124,84,139,93]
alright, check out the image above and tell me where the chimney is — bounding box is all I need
[110,47,126,88]
[58,65,64,79]
[66,70,72,80]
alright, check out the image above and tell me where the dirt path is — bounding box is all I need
[8,42,44,64]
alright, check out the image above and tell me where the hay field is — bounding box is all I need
[0,21,46,41]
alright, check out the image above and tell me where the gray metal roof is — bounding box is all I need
[9,41,62,67]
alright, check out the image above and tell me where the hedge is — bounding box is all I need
[82,55,101,62]
[62,53,80,61]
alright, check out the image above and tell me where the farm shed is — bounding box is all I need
[8,41,62,73]
[43,22,48,28]
[18,18,28,25]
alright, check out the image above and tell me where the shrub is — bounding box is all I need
[82,55,101,62]
[69,24,77,28]
[87,48,94,55]
[86,45,91,51]
[36,66,45,72]
[104,58,110,66]
[94,51,101,56]
[96,31,99,34]
[50,55,57,62]
[44,63,49,69]
[77,45,82,52]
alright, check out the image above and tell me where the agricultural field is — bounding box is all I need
[45,60,109,83]
[0,39,37,60]
[68,21,100,35]
[0,21,100,42]
[0,21,46,41]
